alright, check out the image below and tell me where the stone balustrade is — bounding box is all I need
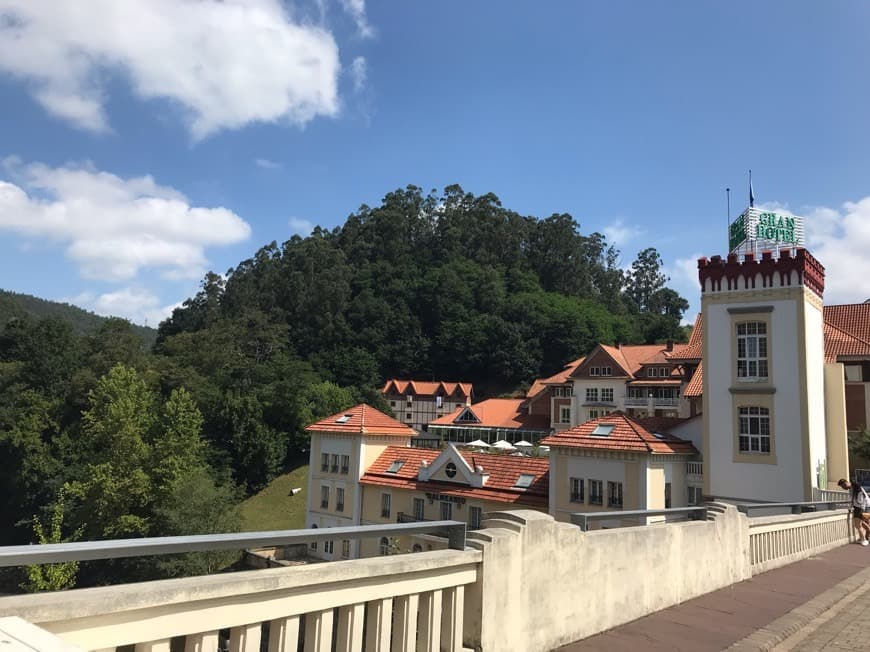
[0,503,859,652]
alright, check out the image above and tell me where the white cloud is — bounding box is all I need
[340,0,373,38]
[666,253,704,324]
[289,217,314,236]
[0,0,341,139]
[66,288,178,327]
[602,218,642,247]
[0,156,251,281]
[350,56,367,93]
[803,198,870,304]
[255,158,281,170]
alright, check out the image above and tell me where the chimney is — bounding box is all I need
[666,339,674,352]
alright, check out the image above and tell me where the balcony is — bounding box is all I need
[624,395,680,408]
[687,461,703,484]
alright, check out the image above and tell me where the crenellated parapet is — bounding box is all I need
[697,248,825,298]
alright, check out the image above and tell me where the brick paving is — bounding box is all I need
[558,544,870,651]
[777,582,870,651]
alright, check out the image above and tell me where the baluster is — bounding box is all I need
[304,609,334,652]
[185,631,219,652]
[391,594,419,652]
[268,616,300,652]
[336,604,364,652]
[417,590,442,652]
[135,640,171,652]
[230,623,262,652]
[440,586,464,652]
[365,597,393,652]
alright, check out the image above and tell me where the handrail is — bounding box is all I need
[0,520,467,567]
[737,500,848,517]
[570,506,707,532]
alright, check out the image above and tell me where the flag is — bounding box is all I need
[749,170,755,207]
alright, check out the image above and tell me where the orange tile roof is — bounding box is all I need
[527,357,585,399]
[684,361,703,397]
[305,404,416,437]
[360,446,549,508]
[429,398,551,431]
[540,411,697,455]
[382,380,473,398]
[669,314,703,360]
[824,304,870,345]
[579,343,672,379]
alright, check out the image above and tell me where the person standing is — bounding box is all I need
[838,478,870,545]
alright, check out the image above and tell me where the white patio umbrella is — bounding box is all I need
[466,439,491,448]
[492,440,516,451]
[514,440,533,448]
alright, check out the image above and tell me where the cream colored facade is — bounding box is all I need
[700,250,849,502]
[306,432,410,560]
[548,448,691,525]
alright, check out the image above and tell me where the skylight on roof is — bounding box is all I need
[514,473,536,489]
[652,432,667,440]
[335,414,353,424]
[591,423,615,437]
[386,460,406,473]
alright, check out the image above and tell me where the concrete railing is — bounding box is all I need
[0,505,861,652]
[813,487,849,502]
[1,549,479,652]
[746,507,853,575]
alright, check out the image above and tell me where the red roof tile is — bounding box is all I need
[360,446,549,507]
[684,361,703,397]
[305,404,416,437]
[382,380,473,398]
[429,398,550,431]
[540,411,697,455]
[668,314,702,361]
[824,304,870,345]
[527,357,585,399]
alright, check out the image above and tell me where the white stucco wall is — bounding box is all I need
[705,299,805,502]
[669,416,703,457]
[803,298,827,490]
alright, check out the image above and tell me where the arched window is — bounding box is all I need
[310,524,318,551]
[412,544,423,553]
[379,537,390,556]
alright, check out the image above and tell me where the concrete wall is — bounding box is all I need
[824,363,850,487]
[803,295,828,494]
[704,295,807,502]
[465,506,751,652]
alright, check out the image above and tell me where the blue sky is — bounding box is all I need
[1,1,869,326]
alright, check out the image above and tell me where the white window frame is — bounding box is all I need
[320,453,329,472]
[607,481,623,508]
[590,367,600,376]
[589,480,603,505]
[559,406,571,424]
[602,366,612,376]
[738,406,771,454]
[335,487,345,512]
[601,388,614,403]
[469,506,482,530]
[340,454,350,474]
[341,539,351,559]
[570,477,584,503]
[585,387,598,402]
[440,501,453,520]
[737,322,769,381]
[413,497,425,521]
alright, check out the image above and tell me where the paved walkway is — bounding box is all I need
[558,543,870,651]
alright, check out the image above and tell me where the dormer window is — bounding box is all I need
[647,367,657,377]
[591,423,615,437]
[602,366,612,376]
[514,474,536,489]
[436,395,443,408]
[406,394,413,405]
[386,460,406,474]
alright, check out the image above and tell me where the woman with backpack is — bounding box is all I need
[838,478,870,546]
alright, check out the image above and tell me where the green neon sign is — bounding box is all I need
[728,214,747,251]
[755,212,798,244]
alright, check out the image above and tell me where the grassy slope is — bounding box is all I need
[238,465,310,531]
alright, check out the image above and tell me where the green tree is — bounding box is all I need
[625,247,669,313]
[151,387,206,498]
[21,488,81,592]
[69,364,156,539]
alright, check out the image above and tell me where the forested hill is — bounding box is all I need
[0,185,689,587]
[160,184,689,394]
[0,289,156,346]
